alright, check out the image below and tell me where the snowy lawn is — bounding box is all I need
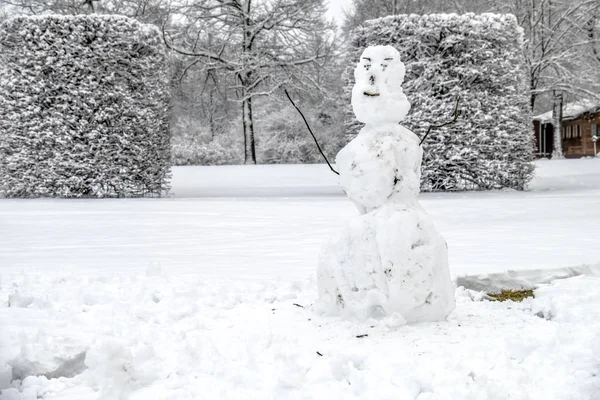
[1,158,600,399]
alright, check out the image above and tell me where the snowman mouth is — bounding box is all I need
[364,91,380,97]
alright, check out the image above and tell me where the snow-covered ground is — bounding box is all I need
[1,158,600,399]
[2,159,600,279]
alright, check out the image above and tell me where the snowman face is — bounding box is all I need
[351,45,410,125]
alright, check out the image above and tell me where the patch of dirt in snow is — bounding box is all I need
[0,272,599,400]
[456,263,600,293]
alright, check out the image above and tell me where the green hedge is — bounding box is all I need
[0,15,171,198]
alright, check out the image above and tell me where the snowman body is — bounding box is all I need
[317,46,455,322]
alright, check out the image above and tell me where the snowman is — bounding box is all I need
[317,45,455,323]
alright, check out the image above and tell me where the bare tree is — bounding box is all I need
[489,0,600,158]
[0,0,171,24]
[164,0,336,164]
[0,3,9,20]
[99,0,171,25]
[492,0,600,107]
[586,6,600,63]
[551,91,564,158]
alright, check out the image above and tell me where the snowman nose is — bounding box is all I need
[369,74,375,85]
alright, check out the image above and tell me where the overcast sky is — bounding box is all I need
[326,0,353,24]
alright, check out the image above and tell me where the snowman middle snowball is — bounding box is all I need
[317,45,455,323]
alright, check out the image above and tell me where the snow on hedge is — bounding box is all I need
[345,13,535,191]
[0,15,171,198]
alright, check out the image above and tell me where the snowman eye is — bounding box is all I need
[381,63,388,71]
[361,56,372,71]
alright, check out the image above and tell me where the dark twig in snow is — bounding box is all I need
[284,89,339,176]
[293,303,304,308]
[356,334,368,338]
[316,351,323,356]
[419,96,461,146]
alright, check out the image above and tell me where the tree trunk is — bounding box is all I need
[241,0,256,164]
[551,90,564,159]
[208,87,216,141]
[242,96,256,164]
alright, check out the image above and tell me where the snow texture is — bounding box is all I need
[457,264,600,293]
[0,15,171,198]
[2,159,600,279]
[1,159,600,399]
[1,272,599,400]
[351,45,410,125]
[318,46,455,323]
[344,13,534,192]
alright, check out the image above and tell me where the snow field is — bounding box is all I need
[3,176,599,279]
[1,158,600,398]
[1,272,599,399]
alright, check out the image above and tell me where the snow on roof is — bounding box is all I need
[533,100,600,124]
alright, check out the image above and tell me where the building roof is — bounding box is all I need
[532,100,600,124]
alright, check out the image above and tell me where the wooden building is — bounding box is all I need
[532,101,600,158]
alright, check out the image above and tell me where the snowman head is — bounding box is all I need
[351,45,410,125]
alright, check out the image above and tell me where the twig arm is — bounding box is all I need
[284,89,340,176]
[419,97,461,146]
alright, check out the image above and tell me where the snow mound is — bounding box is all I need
[529,157,600,191]
[532,274,600,322]
[457,263,600,293]
[318,201,455,322]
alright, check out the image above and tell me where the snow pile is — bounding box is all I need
[457,264,600,293]
[531,274,600,322]
[318,46,455,323]
[529,157,600,191]
[1,272,600,399]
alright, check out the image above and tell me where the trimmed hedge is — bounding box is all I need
[345,13,535,191]
[0,15,171,198]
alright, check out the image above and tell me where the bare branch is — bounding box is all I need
[284,89,339,176]
[419,96,461,146]
[161,19,237,70]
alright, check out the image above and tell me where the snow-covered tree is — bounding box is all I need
[0,15,171,198]
[489,0,600,109]
[346,13,534,191]
[341,0,494,34]
[0,0,171,25]
[164,0,336,164]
